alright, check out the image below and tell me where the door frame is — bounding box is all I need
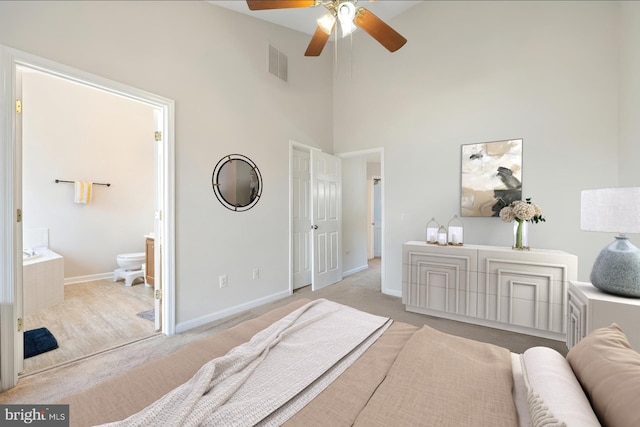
[336,148,386,293]
[0,45,176,390]
[368,175,382,259]
[371,175,382,258]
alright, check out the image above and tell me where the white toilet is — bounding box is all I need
[114,252,145,286]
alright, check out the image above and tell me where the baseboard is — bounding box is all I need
[382,287,402,298]
[175,290,292,333]
[342,264,369,277]
[64,272,113,285]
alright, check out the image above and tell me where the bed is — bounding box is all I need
[58,298,640,426]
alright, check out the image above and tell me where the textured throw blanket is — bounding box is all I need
[101,299,391,427]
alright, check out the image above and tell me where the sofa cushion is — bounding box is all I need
[566,323,640,427]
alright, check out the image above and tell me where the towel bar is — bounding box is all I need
[55,179,111,187]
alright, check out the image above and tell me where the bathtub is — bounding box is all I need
[23,248,42,262]
[23,248,64,316]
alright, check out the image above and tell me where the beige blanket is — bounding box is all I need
[353,325,519,427]
[100,299,390,427]
[61,300,519,426]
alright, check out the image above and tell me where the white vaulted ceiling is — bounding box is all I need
[207,1,422,36]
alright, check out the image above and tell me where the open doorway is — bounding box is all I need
[339,149,383,291]
[0,46,175,391]
[19,67,158,374]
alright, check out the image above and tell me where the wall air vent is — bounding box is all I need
[268,44,288,83]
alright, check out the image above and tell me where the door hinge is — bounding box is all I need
[16,99,22,113]
[16,208,22,223]
[154,289,162,300]
[155,210,162,220]
[17,318,23,332]
[154,131,162,142]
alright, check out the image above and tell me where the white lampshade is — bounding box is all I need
[581,187,640,298]
[580,187,640,234]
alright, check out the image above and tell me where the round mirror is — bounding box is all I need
[212,154,262,211]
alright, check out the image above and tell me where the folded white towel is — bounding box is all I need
[74,181,93,204]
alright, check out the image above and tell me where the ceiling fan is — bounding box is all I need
[246,0,407,56]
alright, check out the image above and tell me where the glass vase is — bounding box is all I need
[513,219,530,250]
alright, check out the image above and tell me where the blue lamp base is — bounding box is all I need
[591,236,640,298]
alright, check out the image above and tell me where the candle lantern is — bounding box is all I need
[426,217,439,244]
[437,226,448,246]
[447,214,464,246]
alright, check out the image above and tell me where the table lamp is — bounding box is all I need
[580,187,640,297]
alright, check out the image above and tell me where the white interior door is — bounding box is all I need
[292,148,312,289]
[153,109,163,332]
[311,151,342,291]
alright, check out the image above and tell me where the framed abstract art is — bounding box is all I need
[460,139,522,217]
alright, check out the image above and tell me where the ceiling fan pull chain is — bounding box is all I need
[349,31,354,81]
[334,27,339,75]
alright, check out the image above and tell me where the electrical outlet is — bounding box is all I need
[252,268,259,280]
[219,275,228,288]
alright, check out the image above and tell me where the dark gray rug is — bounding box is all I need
[136,308,154,322]
[24,327,59,358]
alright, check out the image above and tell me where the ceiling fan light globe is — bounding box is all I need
[317,13,336,35]
[340,20,357,37]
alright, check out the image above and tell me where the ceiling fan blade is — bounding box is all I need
[354,7,407,52]
[305,25,332,56]
[246,0,316,11]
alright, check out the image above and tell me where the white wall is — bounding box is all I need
[333,1,622,293]
[0,1,333,329]
[2,1,638,329]
[367,162,381,179]
[619,1,640,186]
[22,70,154,279]
[341,156,368,275]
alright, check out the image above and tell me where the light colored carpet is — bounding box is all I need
[0,258,567,404]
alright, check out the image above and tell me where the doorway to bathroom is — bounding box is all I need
[19,66,159,375]
[0,47,175,387]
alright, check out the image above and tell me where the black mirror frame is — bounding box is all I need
[212,154,262,212]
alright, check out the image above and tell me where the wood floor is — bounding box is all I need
[22,278,156,374]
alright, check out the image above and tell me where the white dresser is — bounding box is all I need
[567,281,640,351]
[402,241,577,341]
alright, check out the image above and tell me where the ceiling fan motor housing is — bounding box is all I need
[337,1,356,20]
